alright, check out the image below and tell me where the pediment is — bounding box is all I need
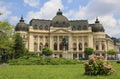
[51,29,71,33]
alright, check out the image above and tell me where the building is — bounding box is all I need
[15,9,114,59]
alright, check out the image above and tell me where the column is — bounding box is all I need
[37,35,39,52]
[28,33,34,52]
[99,41,102,51]
[82,36,85,58]
[57,36,59,51]
[104,41,107,60]
[88,34,93,48]
[68,33,73,59]
[77,36,79,52]
[50,35,53,50]
[43,35,45,47]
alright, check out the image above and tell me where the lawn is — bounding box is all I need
[0,62,120,79]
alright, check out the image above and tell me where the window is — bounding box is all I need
[45,25,49,30]
[79,43,82,50]
[63,21,65,24]
[102,44,105,50]
[39,43,43,51]
[54,43,57,50]
[56,21,59,24]
[78,25,82,30]
[59,42,62,50]
[96,45,99,50]
[83,25,88,30]
[34,24,38,29]
[72,26,76,31]
[73,54,77,59]
[39,25,43,30]
[73,43,77,50]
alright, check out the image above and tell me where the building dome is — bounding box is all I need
[92,18,105,32]
[51,9,69,27]
[15,16,28,31]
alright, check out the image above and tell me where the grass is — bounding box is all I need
[0,62,120,79]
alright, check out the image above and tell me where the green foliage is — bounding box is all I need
[13,33,26,58]
[84,55,115,75]
[107,49,116,55]
[7,56,81,65]
[84,47,94,59]
[0,21,14,62]
[116,60,120,63]
[42,47,53,56]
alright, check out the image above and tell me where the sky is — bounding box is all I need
[0,0,120,38]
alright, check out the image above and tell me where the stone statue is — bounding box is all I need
[62,37,68,50]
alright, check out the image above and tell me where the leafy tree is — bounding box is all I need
[42,47,53,57]
[84,47,94,59]
[13,33,26,58]
[0,21,14,62]
[107,49,116,59]
[107,49,116,55]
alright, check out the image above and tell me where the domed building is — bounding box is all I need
[15,9,114,59]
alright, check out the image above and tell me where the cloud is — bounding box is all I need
[9,16,20,25]
[26,0,64,22]
[64,0,120,37]
[0,1,11,21]
[67,0,73,3]
[23,0,40,7]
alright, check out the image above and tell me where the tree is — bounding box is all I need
[0,21,14,62]
[13,33,26,58]
[107,49,116,60]
[42,47,53,57]
[84,47,94,59]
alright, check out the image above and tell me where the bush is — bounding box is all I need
[84,55,115,75]
[7,57,81,65]
[116,60,120,63]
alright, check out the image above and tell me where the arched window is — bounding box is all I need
[96,44,99,50]
[59,42,62,50]
[34,24,38,29]
[78,25,82,30]
[45,25,49,30]
[56,21,59,24]
[54,43,57,50]
[34,42,38,52]
[39,25,43,30]
[63,21,65,24]
[84,42,88,48]
[73,43,77,50]
[79,43,82,50]
[102,44,105,50]
[83,25,88,30]
[39,43,43,51]
[72,26,76,31]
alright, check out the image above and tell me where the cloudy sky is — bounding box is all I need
[0,0,120,38]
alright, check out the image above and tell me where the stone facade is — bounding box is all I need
[15,9,114,59]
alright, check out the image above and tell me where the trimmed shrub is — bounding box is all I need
[84,55,115,75]
[116,60,120,63]
[7,57,81,65]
